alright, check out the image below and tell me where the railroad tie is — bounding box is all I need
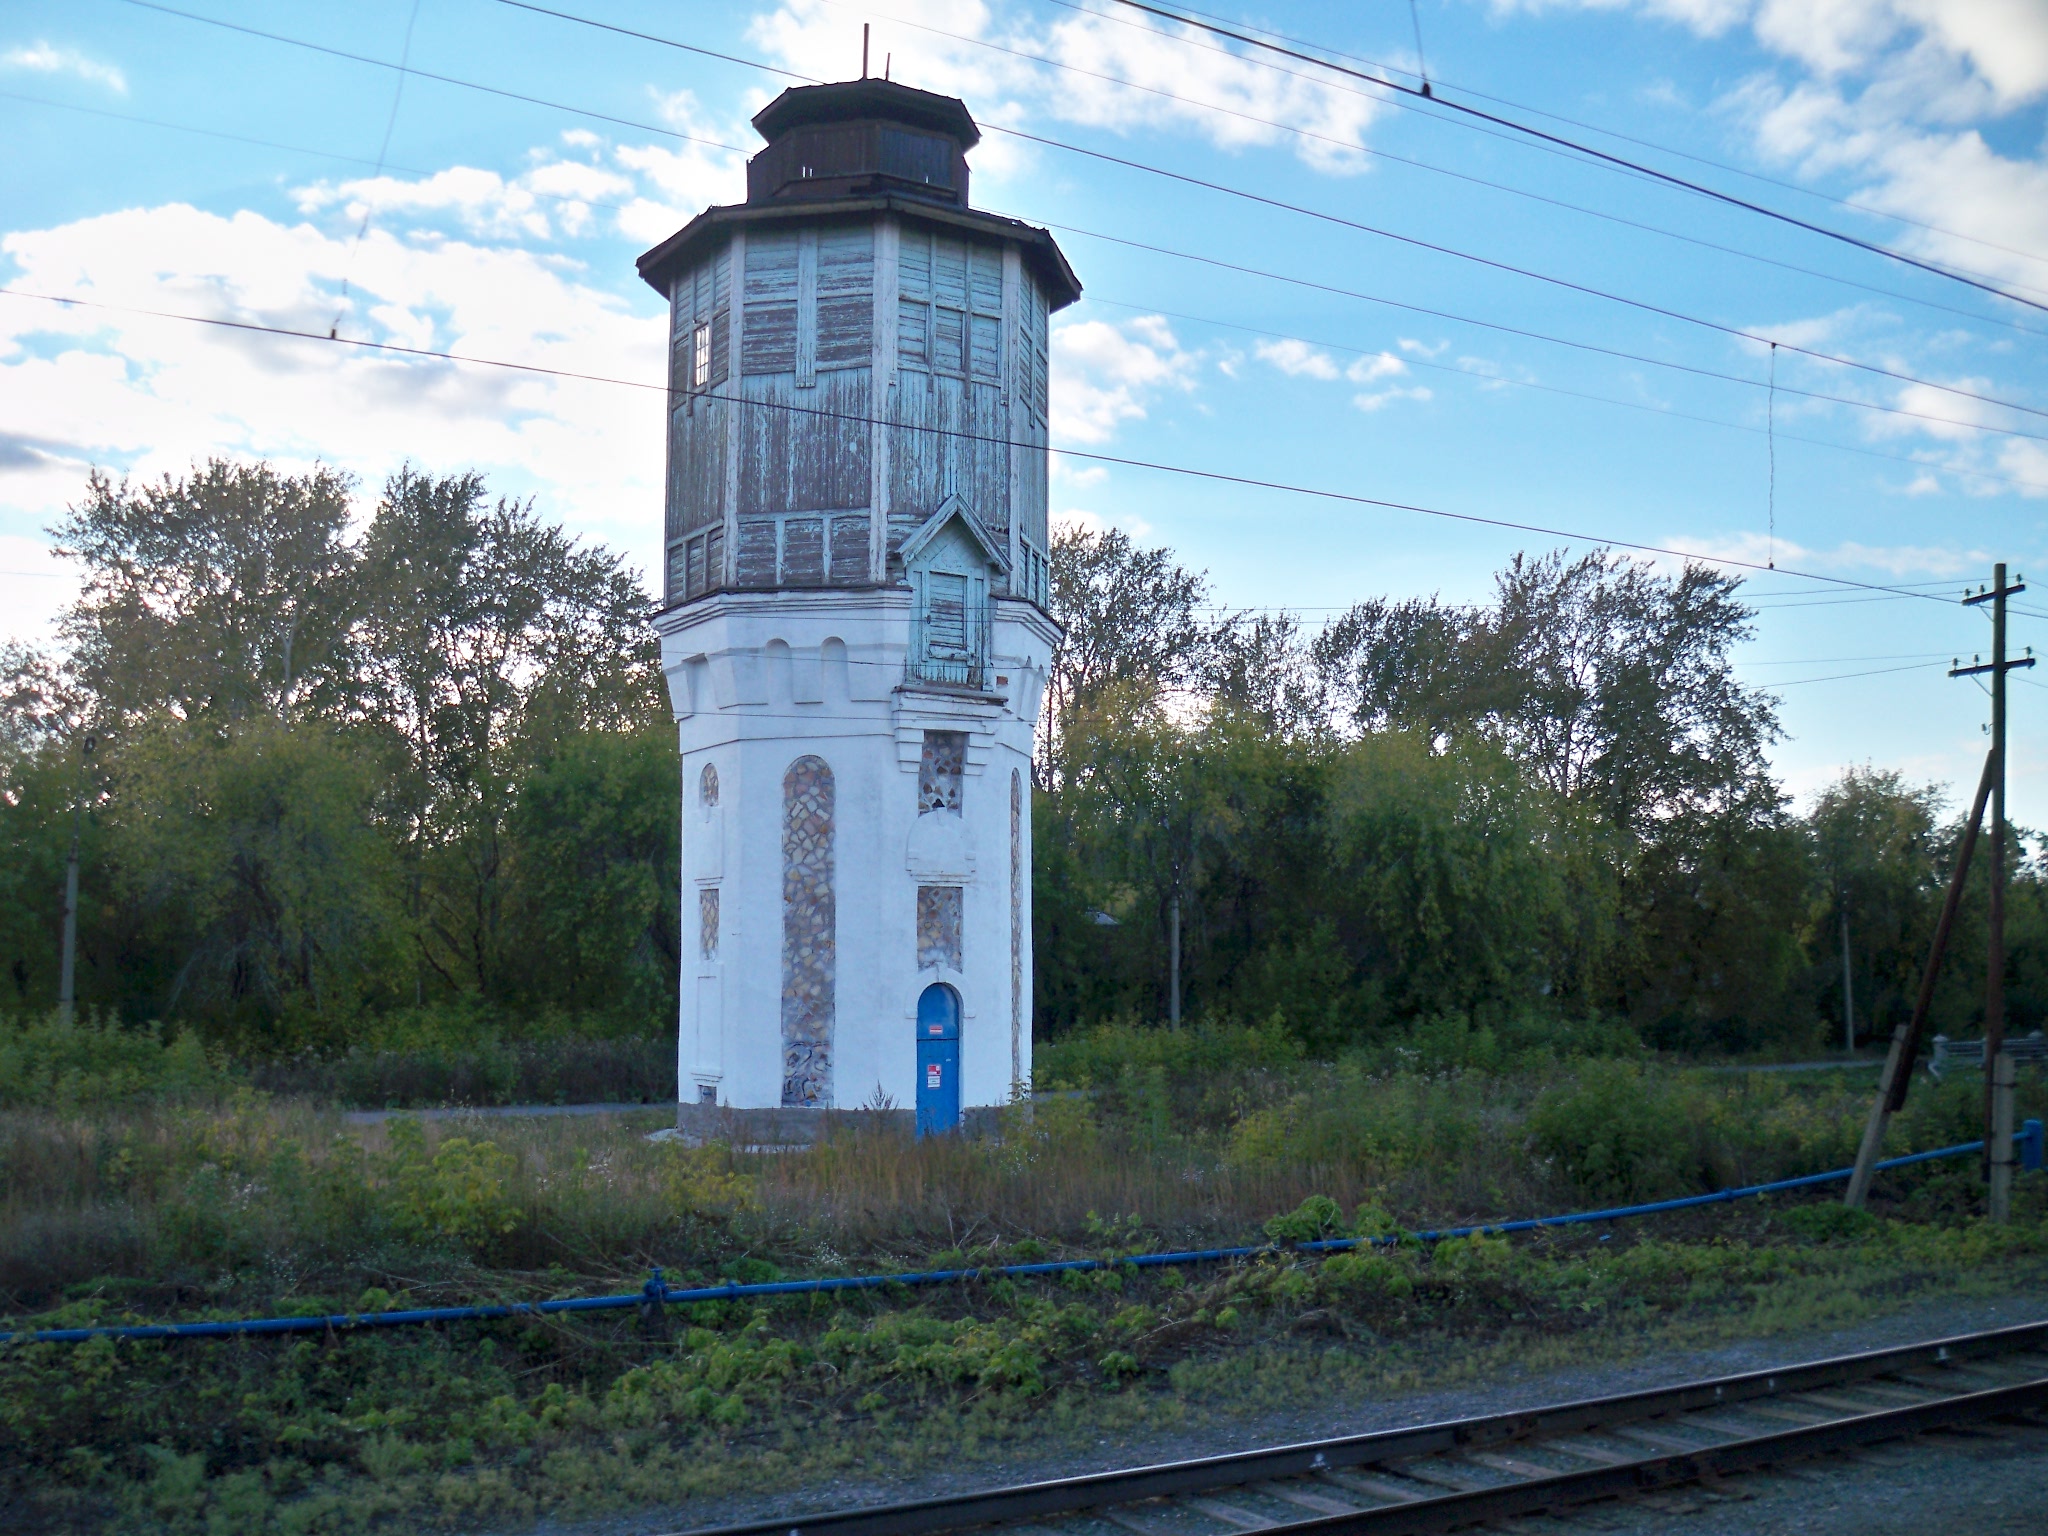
[1314,1467,1430,1503]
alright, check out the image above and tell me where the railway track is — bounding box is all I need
[673,1320,2048,1536]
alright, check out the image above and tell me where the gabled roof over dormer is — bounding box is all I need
[900,494,1009,575]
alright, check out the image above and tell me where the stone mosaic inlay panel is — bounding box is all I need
[781,756,835,1107]
[1010,768,1023,1092]
[917,731,966,814]
[699,886,720,961]
[917,884,963,972]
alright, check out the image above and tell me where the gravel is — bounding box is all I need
[516,1286,2048,1536]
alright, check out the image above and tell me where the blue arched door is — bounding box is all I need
[915,984,961,1137]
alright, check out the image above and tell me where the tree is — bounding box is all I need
[1205,611,1325,738]
[1310,594,1483,741]
[499,726,680,1023]
[356,467,664,1001]
[111,720,400,1052]
[1485,550,1776,836]
[1042,523,1215,784]
[51,461,362,729]
[1806,768,1944,1044]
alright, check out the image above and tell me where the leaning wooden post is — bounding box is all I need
[1989,1051,2017,1224]
[1847,1026,1912,1210]
[1845,750,1995,1209]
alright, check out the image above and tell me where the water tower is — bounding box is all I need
[637,78,1080,1137]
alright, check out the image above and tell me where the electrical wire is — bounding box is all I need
[0,87,647,227]
[0,283,1968,609]
[1768,661,1951,687]
[1104,0,2048,317]
[1054,0,2048,276]
[816,0,2048,341]
[115,0,2048,441]
[1054,225,2048,447]
[112,0,750,155]
[481,0,2048,430]
[992,120,2048,423]
[12,92,2043,469]
[1084,295,2048,496]
[329,0,425,338]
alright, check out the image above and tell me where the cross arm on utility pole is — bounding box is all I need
[1949,655,2034,678]
[1955,568,2028,1220]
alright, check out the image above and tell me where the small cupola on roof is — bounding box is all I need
[744,79,980,208]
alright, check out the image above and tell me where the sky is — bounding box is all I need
[3,0,2048,822]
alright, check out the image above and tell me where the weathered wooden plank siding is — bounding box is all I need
[743,231,800,375]
[817,224,873,368]
[659,211,1055,607]
[739,370,872,516]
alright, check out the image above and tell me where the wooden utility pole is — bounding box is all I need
[56,732,94,1026]
[1845,752,1993,1209]
[1840,906,1855,1055]
[1955,566,2034,1217]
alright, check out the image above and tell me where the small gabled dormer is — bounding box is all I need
[902,495,1007,690]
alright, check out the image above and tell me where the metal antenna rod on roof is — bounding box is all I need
[862,23,869,78]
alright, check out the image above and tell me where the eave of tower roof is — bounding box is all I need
[751,80,980,149]
[635,194,1082,311]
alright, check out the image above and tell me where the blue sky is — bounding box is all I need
[3,0,2048,821]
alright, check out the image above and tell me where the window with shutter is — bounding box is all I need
[926,572,968,656]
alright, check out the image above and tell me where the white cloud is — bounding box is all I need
[0,200,670,644]
[0,533,76,646]
[1052,507,1154,540]
[1352,385,1432,412]
[611,97,749,245]
[1347,351,1407,383]
[1255,338,1339,379]
[1511,1,2048,292]
[2,42,126,94]
[1050,314,1198,444]
[1663,528,1989,577]
[748,0,1386,178]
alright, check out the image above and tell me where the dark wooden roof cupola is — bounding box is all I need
[745,80,978,208]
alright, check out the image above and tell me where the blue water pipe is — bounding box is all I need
[3,1122,2039,1347]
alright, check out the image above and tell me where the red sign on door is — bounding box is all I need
[926,1063,942,1089]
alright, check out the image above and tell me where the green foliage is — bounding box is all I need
[1263,1195,1348,1244]
[380,1120,521,1250]
[1035,1016,1303,1087]
[2,461,671,1047]
[1529,1060,1694,1202]
[0,1013,230,1106]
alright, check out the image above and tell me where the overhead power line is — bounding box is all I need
[121,0,2048,440]
[1769,661,1951,687]
[475,0,2048,431]
[114,0,750,154]
[1106,0,2048,317]
[1083,295,2048,496]
[825,0,2048,340]
[1054,224,2048,447]
[1048,0,2048,276]
[995,126,2048,423]
[33,75,2027,480]
[0,88,642,221]
[0,284,1965,610]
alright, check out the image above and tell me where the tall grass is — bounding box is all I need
[0,1010,672,1109]
[3,1047,2025,1319]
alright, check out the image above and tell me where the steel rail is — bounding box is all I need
[667,1320,2048,1536]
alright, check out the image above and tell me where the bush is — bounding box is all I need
[1035,1015,1303,1088]
[249,1036,674,1107]
[0,1013,232,1106]
[1528,1060,1693,1202]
